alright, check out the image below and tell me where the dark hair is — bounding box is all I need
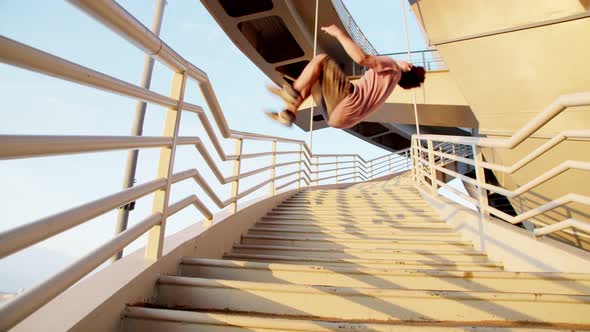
[398,66,425,89]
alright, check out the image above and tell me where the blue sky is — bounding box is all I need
[0,0,427,292]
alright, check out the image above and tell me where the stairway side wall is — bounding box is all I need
[418,185,590,273]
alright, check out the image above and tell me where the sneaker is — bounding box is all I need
[267,83,301,112]
[265,110,296,127]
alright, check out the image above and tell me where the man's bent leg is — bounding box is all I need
[293,54,329,105]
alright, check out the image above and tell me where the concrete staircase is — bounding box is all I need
[122,175,590,331]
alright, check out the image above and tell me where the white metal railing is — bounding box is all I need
[0,0,415,329]
[330,0,378,56]
[380,49,448,71]
[410,92,590,241]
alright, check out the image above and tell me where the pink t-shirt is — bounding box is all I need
[329,56,400,128]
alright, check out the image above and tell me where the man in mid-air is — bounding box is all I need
[267,24,425,128]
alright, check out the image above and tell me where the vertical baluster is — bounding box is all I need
[314,157,319,186]
[270,140,276,195]
[370,160,374,179]
[411,138,417,181]
[230,138,243,213]
[388,154,392,174]
[145,71,187,260]
[473,145,490,217]
[335,156,339,184]
[353,156,357,183]
[297,144,302,190]
[427,140,438,195]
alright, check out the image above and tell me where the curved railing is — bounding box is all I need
[331,0,378,56]
[411,92,590,239]
[0,1,414,329]
[380,49,448,71]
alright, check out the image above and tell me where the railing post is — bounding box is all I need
[230,138,243,213]
[388,154,392,174]
[411,139,417,181]
[112,0,167,262]
[145,71,187,260]
[335,156,339,184]
[297,144,302,189]
[270,140,276,195]
[353,156,357,183]
[405,150,410,171]
[370,160,374,179]
[473,145,490,217]
[427,140,438,195]
[314,157,319,186]
[421,51,427,70]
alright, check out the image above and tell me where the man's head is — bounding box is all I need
[398,66,425,89]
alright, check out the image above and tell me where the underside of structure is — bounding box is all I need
[200,0,474,152]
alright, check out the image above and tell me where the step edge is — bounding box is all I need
[157,275,590,302]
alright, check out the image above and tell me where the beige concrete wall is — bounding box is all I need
[384,70,468,106]
[410,0,590,250]
[412,1,590,133]
[418,185,590,273]
[482,136,590,250]
[414,0,589,43]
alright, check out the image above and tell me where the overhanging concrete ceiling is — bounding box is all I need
[200,0,474,152]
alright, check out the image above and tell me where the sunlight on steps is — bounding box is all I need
[121,174,590,331]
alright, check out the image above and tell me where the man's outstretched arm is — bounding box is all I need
[321,25,376,68]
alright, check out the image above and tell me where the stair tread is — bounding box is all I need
[249,227,461,236]
[222,253,502,267]
[125,307,590,331]
[181,257,590,280]
[261,216,444,222]
[232,244,487,255]
[242,234,472,244]
[258,219,451,227]
[157,275,590,302]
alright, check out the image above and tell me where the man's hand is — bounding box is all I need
[321,25,343,38]
[396,60,413,72]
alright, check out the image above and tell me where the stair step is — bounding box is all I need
[285,199,427,203]
[231,244,490,261]
[254,221,455,232]
[270,209,441,217]
[283,199,428,205]
[261,215,443,223]
[274,205,436,212]
[259,218,449,227]
[179,258,590,294]
[247,228,462,240]
[222,253,502,270]
[124,307,586,331]
[155,276,590,324]
[241,234,473,250]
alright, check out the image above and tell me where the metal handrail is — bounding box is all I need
[0,1,415,329]
[379,49,448,71]
[411,92,590,239]
[330,0,378,55]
